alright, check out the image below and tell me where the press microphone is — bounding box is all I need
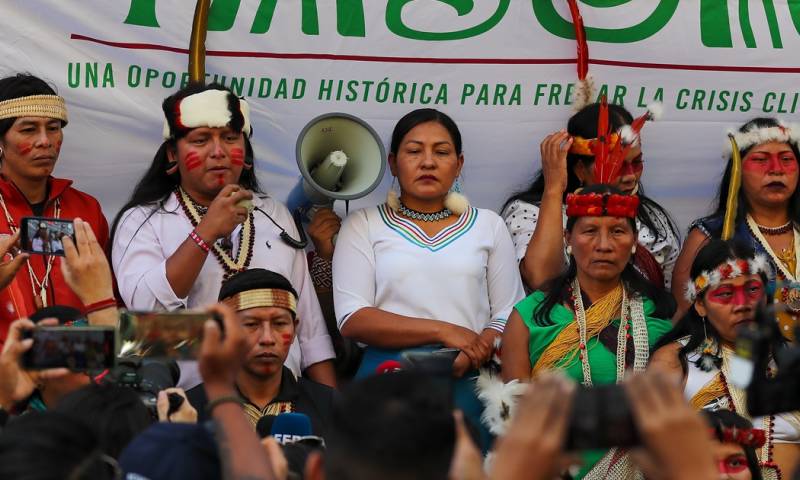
[375,360,404,375]
[270,412,313,445]
[256,414,277,439]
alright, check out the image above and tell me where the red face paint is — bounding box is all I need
[230,147,245,166]
[619,155,644,177]
[216,174,225,186]
[706,280,764,306]
[184,152,202,171]
[718,455,749,475]
[280,333,292,347]
[17,142,32,156]
[743,152,798,174]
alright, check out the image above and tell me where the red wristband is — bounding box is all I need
[83,298,117,315]
[189,230,211,253]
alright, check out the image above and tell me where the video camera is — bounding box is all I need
[735,303,800,416]
[100,357,181,419]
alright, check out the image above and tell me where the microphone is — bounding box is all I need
[270,412,313,445]
[256,415,277,438]
[375,360,404,375]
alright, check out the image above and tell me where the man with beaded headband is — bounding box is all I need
[652,239,800,479]
[187,268,334,436]
[500,99,675,479]
[0,73,110,343]
[111,83,335,388]
[673,119,800,339]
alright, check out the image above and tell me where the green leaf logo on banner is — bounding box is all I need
[700,0,785,48]
[532,0,678,43]
[386,0,511,41]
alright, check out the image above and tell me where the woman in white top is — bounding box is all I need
[334,108,524,378]
[650,239,800,479]
[333,108,524,449]
[501,103,679,292]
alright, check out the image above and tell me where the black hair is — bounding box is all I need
[703,409,763,480]
[324,372,456,480]
[390,108,462,156]
[109,82,261,255]
[501,102,678,246]
[699,117,800,237]
[653,239,782,374]
[0,412,118,480]
[532,184,675,326]
[55,384,153,459]
[0,73,62,139]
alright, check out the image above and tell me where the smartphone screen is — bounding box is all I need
[20,217,75,256]
[119,310,212,360]
[22,326,117,370]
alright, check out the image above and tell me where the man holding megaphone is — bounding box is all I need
[111,83,336,389]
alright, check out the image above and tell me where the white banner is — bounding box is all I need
[2,0,800,233]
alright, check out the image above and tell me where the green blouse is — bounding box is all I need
[514,290,672,478]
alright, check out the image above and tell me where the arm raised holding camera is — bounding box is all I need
[60,218,117,326]
[200,303,276,480]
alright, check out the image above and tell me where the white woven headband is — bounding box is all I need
[684,254,770,303]
[723,121,800,157]
[162,89,251,140]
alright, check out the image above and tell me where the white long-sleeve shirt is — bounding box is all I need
[332,204,525,334]
[112,193,334,380]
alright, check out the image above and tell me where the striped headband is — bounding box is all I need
[0,95,68,125]
[222,288,297,317]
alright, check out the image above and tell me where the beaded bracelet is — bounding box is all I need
[189,230,211,253]
[83,298,117,315]
[206,395,244,416]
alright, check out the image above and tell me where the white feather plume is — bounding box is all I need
[573,75,596,111]
[475,369,527,436]
[685,281,698,303]
[444,191,470,215]
[618,125,638,146]
[386,188,400,211]
[728,260,741,278]
[646,102,663,121]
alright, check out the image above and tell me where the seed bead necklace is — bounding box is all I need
[0,191,60,309]
[571,277,649,386]
[176,187,255,279]
[397,200,451,222]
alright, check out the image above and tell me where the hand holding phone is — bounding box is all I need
[20,216,75,256]
[20,325,117,371]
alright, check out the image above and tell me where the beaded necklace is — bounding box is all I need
[570,277,649,386]
[0,191,59,309]
[175,188,255,279]
[397,201,451,222]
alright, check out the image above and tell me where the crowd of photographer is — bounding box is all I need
[1,70,800,480]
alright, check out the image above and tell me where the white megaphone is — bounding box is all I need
[287,113,386,219]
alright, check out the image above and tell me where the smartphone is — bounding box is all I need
[119,310,218,360]
[565,384,640,450]
[401,348,460,376]
[20,216,75,256]
[21,326,117,370]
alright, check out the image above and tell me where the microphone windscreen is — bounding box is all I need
[375,359,403,375]
[270,413,313,444]
[256,415,277,438]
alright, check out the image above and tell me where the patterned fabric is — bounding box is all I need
[308,252,333,291]
[377,203,477,252]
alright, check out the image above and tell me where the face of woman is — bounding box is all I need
[696,274,765,344]
[574,144,643,195]
[0,116,63,181]
[565,216,636,283]
[171,126,246,201]
[712,441,752,480]
[389,121,463,204]
[740,141,799,209]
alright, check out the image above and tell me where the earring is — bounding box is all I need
[165,161,178,175]
[631,245,637,255]
[566,245,573,256]
[386,177,400,211]
[0,147,4,159]
[697,316,720,372]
